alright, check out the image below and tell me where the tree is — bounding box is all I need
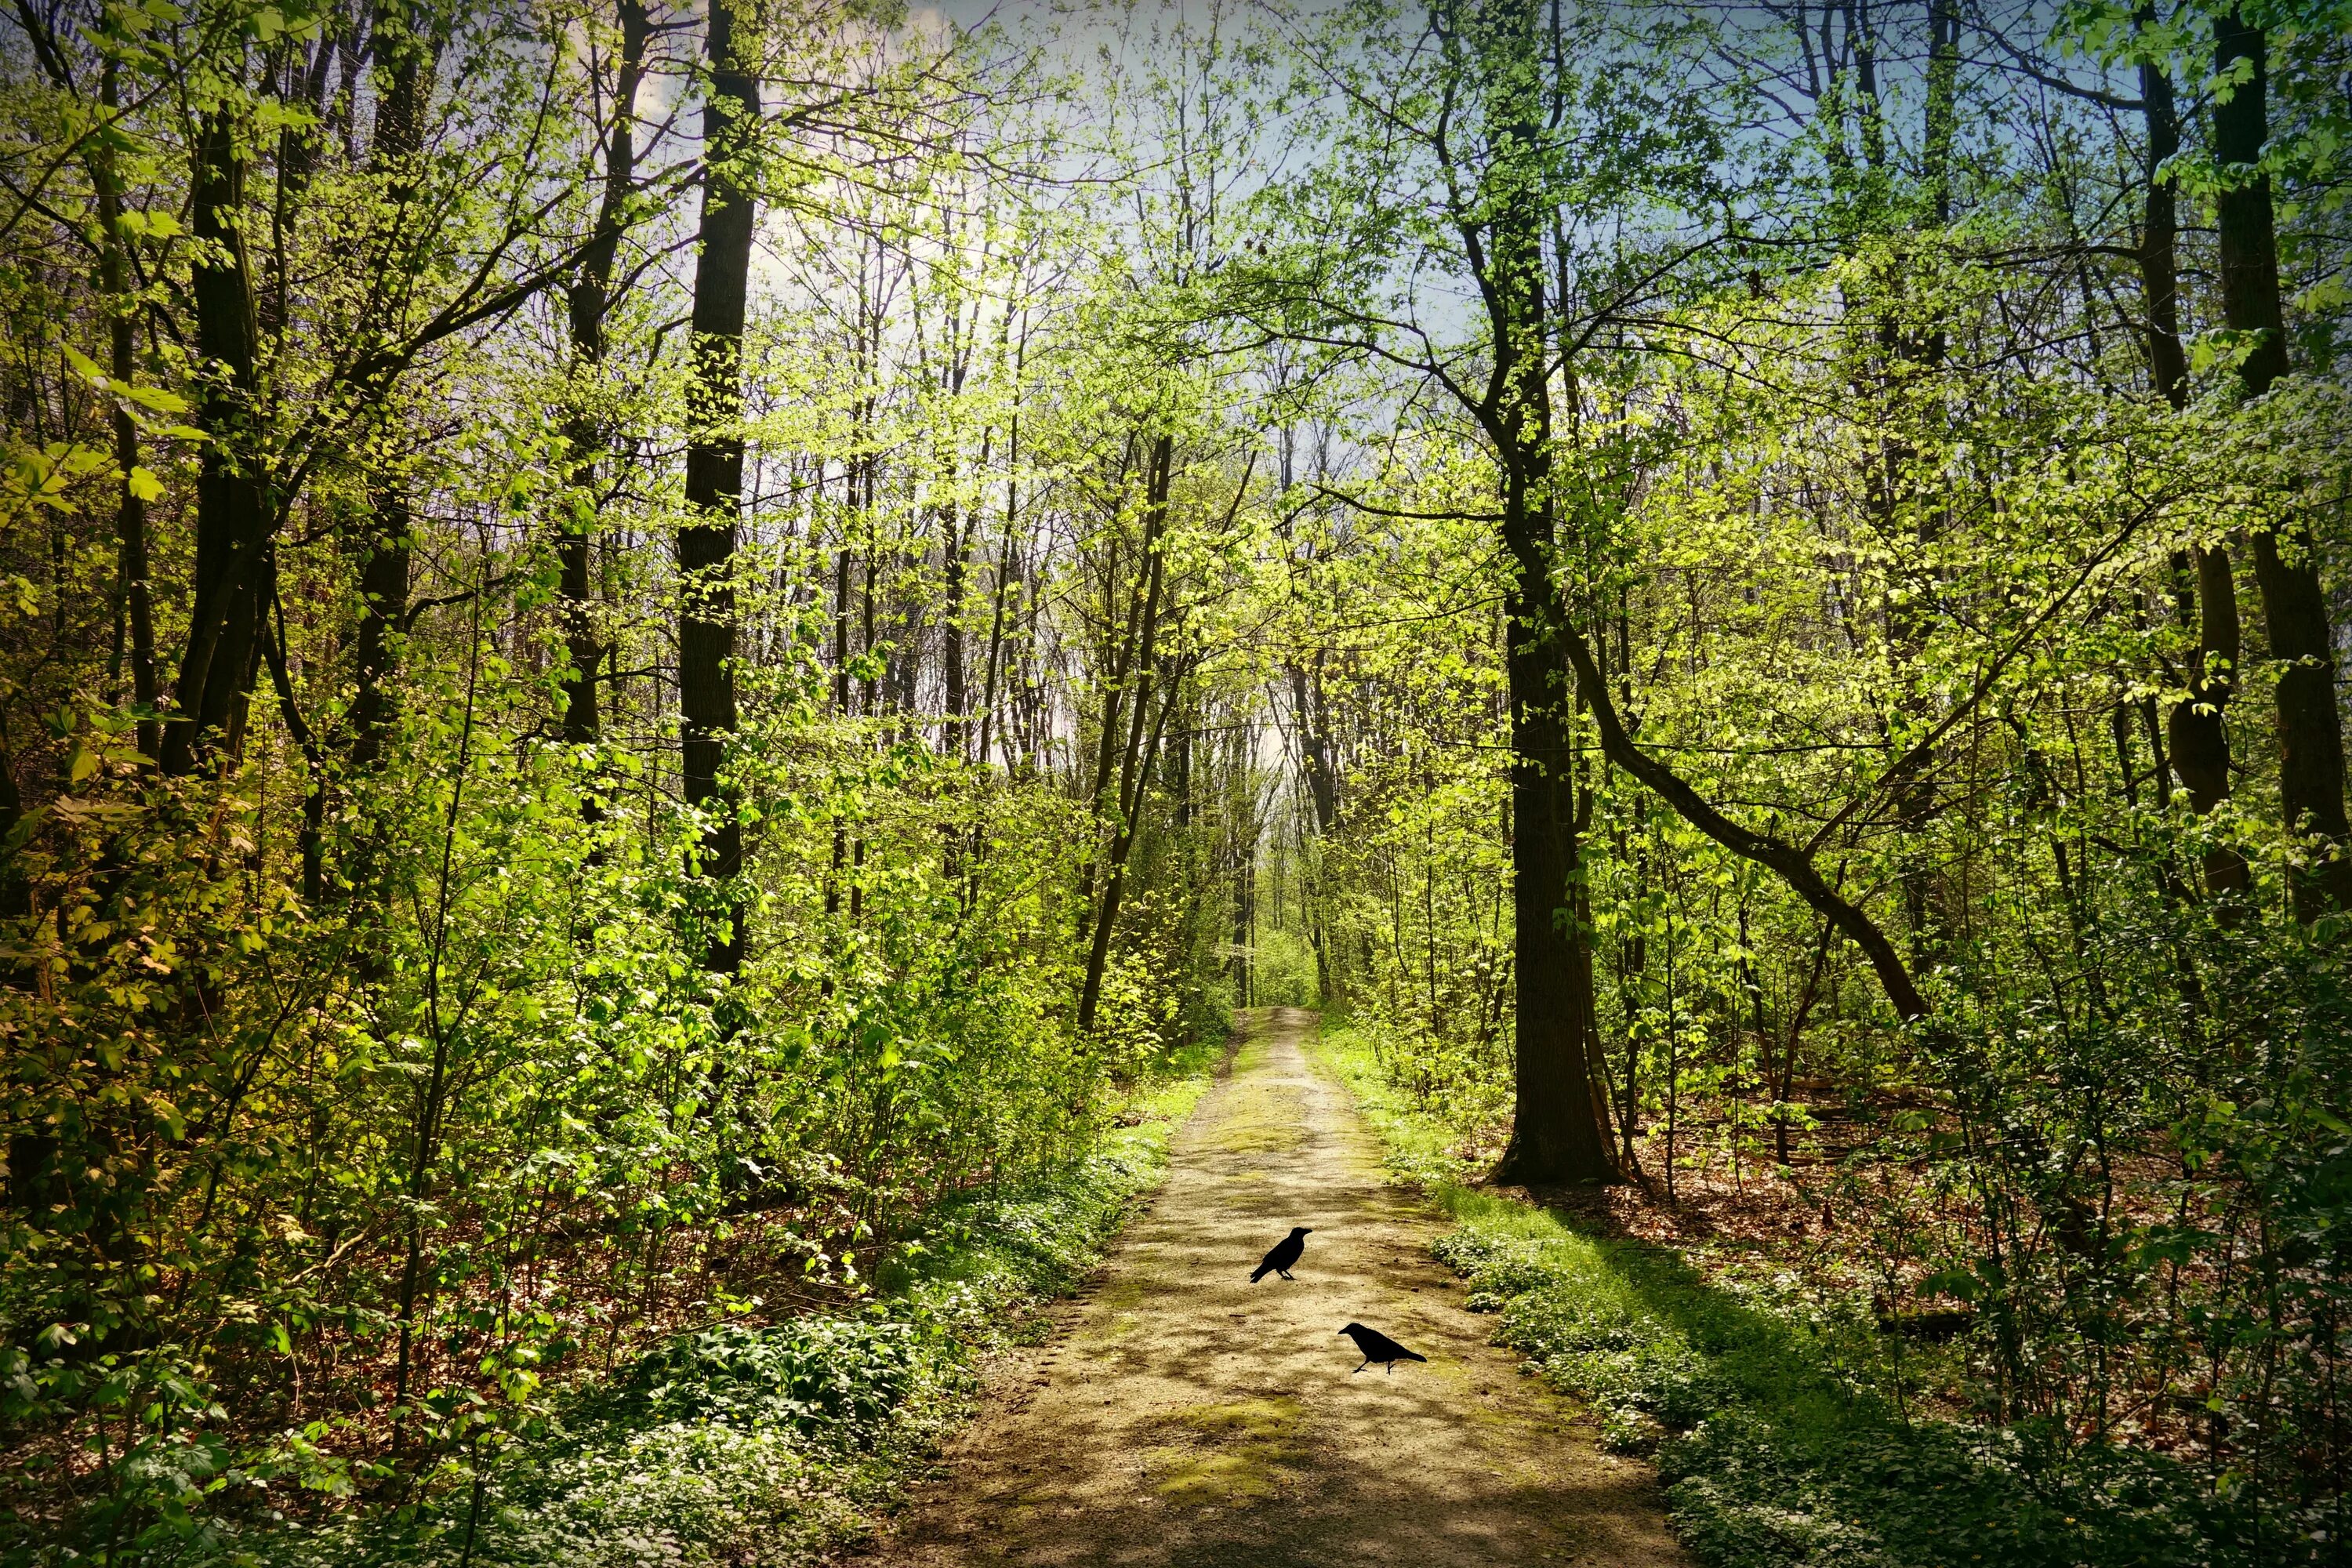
[2208,3,2352,920]
[680,0,760,982]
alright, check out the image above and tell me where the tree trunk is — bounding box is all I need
[1923,0,1959,225]
[161,111,266,777]
[347,18,440,776]
[680,0,760,978]
[1465,0,1618,1185]
[942,498,969,752]
[1076,437,1174,1033]
[975,419,1022,771]
[560,0,650,769]
[94,60,158,762]
[2212,9,2352,920]
[1290,651,1339,1005]
[2139,31,2249,899]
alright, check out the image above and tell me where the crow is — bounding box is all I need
[1338,1322,1426,1374]
[1251,1226,1313,1283]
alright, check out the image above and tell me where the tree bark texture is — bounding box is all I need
[2137,35,2249,898]
[1462,0,1618,1185]
[161,111,266,776]
[680,0,759,977]
[347,18,439,775]
[1076,435,1174,1036]
[561,0,650,761]
[2212,9,2352,920]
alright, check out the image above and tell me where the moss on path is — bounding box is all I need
[870,1008,1687,1567]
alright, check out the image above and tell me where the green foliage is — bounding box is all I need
[3,1062,1206,1568]
[1330,1035,2266,1568]
[614,1319,925,1431]
[9,0,2352,1558]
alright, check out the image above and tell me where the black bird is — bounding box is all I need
[1251,1226,1313,1283]
[1338,1322,1427,1374]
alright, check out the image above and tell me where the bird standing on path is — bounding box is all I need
[1338,1322,1427,1374]
[1251,1226,1312,1282]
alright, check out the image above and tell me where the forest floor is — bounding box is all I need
[866,1007,1685,1568]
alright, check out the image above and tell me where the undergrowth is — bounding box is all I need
[241,1047,1220,1568]
[1315,1019,2259,1568]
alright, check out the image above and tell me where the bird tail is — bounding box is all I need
[1250,1264,1270,1283]
[1401,1351,1428,1363]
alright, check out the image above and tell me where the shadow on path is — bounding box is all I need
[868,1008,1686,1567]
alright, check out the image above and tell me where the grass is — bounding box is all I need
[1313,1019,2254,1568]
[241,1044,1224,1568]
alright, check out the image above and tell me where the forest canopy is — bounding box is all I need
[3,0,2351,1562]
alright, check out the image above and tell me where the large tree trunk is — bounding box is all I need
[161,111,267,776]
[1923,0,1959,224]
[2212,9,2352,920]
[679,0,760,979]
[561,0,650,768]
[347,18,440,775]
[2139,34,2249,900]
[1466,0,1618,1185]
[1497,543,1617,1184]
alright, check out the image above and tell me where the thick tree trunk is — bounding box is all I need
[1466,0,1618,1185]
[2136,42,2190,412]
[346,20,439,776]
[1464,0,1618,1184]
[347,492,408,772]
[1923,0,1959,224]
[2212,10,2352,920]
[561,0,650,767]
[161,112,267,776]
[2139,35,2249,898]
[1497,551,1617,1184]
[680,0,760,978]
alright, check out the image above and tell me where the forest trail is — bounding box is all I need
[870,1007,1686,1567]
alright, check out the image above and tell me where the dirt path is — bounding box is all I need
[871,1008,1686,1567]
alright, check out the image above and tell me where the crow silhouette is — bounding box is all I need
[1338,1322,1427,1374]
[1251,1226,1312,1283]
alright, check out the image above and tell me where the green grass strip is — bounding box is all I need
[1314,1019,2252,1568]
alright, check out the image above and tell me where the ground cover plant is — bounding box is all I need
[1319,1022,2261,1567]
[258,1063,1214,1568]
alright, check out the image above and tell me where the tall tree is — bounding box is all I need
[2138,24,2249,898]
[347,5,443,776]
[680,0,760,980]
[560,0,652,769]
[1075,434,1175,1036]
[160,104,265,775]
[2210,5,2352,919]
[1455,0,1619,1185]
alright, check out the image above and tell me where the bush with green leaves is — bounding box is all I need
[234,1070,1207,1568]
[1324,1025,2276,1568]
